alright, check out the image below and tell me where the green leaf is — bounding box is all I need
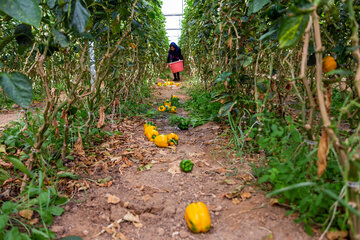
[0,72,33,108]
[49,206,64,216]
[0,215,8,232]
[31,228,49,240]
[56,172,79,179]
[60,237,82,240]
[38,191,50,206]
[52,28,70,48]
[5,227,30,240]
[278,14,309,49]
[266,182,316,197]
[218,101,237,117]
[322,188,360,218]
[1,201,17,215]
[47,0,56,8]
[69,0,90,33]
[5,155,33,177]
[0,0,41,28]
[247,0,271,15]
[325,69,354,76]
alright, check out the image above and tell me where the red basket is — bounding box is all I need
[169,60,184,73]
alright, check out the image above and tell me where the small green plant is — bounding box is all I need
[250,112,345,234]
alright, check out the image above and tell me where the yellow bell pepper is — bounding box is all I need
[154,135,169,148]
[143,122,156,131]
[158,106,166,112]
[147,129,159,141]
[144,125,156,136]
[176,83,180,86]
[157,82,162,86]
[169,106,177,113]
[185,202,211,233]
[164,100,171,107]
[167,133,179,146]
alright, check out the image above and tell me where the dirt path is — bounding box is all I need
[0,111,22,130]
[53,80,317,240]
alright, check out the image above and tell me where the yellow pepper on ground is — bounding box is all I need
[176,83,180,86]
[167,133,179,146]
[164,100,172,107]
[169,106,177,113]
[154,135,168,148]
[144,125,156,136]
[157,82,162,86]
[185,202,211,233]
[147,129,159,141]
[158,106,166,112]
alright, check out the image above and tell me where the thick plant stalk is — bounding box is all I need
[312,8,359,239]
[299,16,316,132]
[347,0,360,99]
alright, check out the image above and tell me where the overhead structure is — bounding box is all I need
[162,0,184,43]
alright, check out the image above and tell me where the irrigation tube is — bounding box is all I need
[89,41,96,85]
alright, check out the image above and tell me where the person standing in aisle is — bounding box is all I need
[166,42,183,81]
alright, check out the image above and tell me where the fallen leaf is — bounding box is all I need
[123,212,140,223]
[97,107,106,128]
[29,218,39,225]
[232,198,241,205]
[326,230,348,240]
[142,194,151,201]
[74,129,85,156]
[224,179,236,185]
[102,226,116,234]
[269,198,279,206]
[19,209,33,220]
[0,145,6,153]
[107,195,121,204]
[240,192,252,200]
[115,232,128,240]
[317,131,329,178]
[133,222,143,228]
[168,162,181,175]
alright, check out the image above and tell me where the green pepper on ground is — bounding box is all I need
[180,159,194,172]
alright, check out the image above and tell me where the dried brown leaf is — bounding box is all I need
[97,107,106,128]
[326,230,348,240]
[102,226,116,234]
[19,209,33,220]
[74,129,85,156]
[29,218,39,225]
[269,198,279,206]
[115,232,128,240]
[240,191,252,200]
[123,212,140,223]
[317,131,329,178]
[232,198,241,205]
[107,195,121,204]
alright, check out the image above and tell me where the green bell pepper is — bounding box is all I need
[180,159,194,172]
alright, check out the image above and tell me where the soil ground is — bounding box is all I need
[48,79,319,240]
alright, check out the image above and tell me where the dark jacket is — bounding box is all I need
[167,42,183,63]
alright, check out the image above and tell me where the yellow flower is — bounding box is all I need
[158,106,166,112]
[170,106,177,113]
